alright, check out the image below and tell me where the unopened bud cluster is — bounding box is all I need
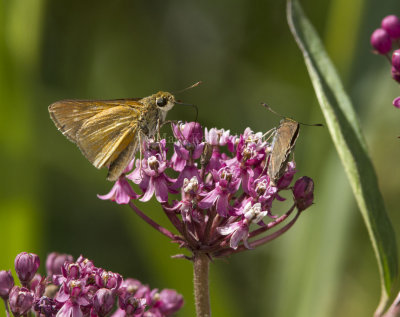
[370,15,400,55]
[370,14,400,108]
[99,122,315,257]
[0,252,183,317]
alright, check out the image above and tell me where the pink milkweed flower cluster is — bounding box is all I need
[0,252,183,317]
[370,14,400,108]
[99,122,315,258]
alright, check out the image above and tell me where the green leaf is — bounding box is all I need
[287,0,398,313]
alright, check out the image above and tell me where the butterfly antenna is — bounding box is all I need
[175,101,199,124]
[173,82,201,144]
[262,103,286,119]
[174,81,202,94]
[172,102,200,147]
[261,103,323,127]
[174,80,201,122]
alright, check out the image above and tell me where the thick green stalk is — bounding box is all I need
[193,253,211,317]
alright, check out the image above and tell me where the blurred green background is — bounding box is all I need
[1,0,400,316]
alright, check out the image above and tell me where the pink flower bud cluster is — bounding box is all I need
[99,122,314,257]
[370,14,400,107]
[0,252,183,317]
[371,15,400,55]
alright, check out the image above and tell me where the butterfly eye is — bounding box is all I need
[156,97,167,107]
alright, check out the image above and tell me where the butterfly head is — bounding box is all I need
[154,91,176,112]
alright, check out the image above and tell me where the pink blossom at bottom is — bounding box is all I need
[97,177,139,204]
[56,300,83,317]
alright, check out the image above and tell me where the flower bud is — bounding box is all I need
[119,292,146,316]
[14,252,40,286]
[62,262,80,279]
[120,278,142,294]
[293,176,314,211]
[46,252,74,276]
[244,202,268,224]
[157,289,184,315]
[95,270,122,290]
[93,288,115,317]
[30,274,46,298]
[0,270,14,299]
[370,28,392,54]
[392,49,400,71]
[183,177,199,193]
[381,15,400,39]
[173,122,203,144]
[392,66,400,83]
[205,128,230,146]
[8,286,34,317]
[393,97,400,109]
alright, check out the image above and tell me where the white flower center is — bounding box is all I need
[184,177,199,192]
[244,203,268,223]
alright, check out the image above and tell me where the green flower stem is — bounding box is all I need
[193,252,211,317]
[3,299,10,317]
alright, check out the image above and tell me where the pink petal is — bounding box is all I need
[216,194,229,217]
[110,308,126,317]
[123,159,136,174]
[57,301,83,317]
[97,188,116,201]
[115,189,131,204]
[140,178,155,202]
[136,174,150,192]
[230,226,249,250]
[192,143,205,159]
[170,165,200,191]
[127,166,143,184]
[97,178,139,204]
[217,222,240,235]
[241,171,251,194]
[154,177,169,203]
[171,152,186,172]
[242,236,252,249]
[198,189,218,209]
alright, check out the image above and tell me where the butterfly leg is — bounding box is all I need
[138,131,145,180]
[262,127,276,142]
[154,119,168,160]
[156,118,162,142]
[260,152,271,178]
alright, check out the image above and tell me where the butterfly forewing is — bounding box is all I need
[48,100,120,142]
[76,105,141,169]
[268,119,300,184]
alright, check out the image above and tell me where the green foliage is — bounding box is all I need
[288,0,398,312]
